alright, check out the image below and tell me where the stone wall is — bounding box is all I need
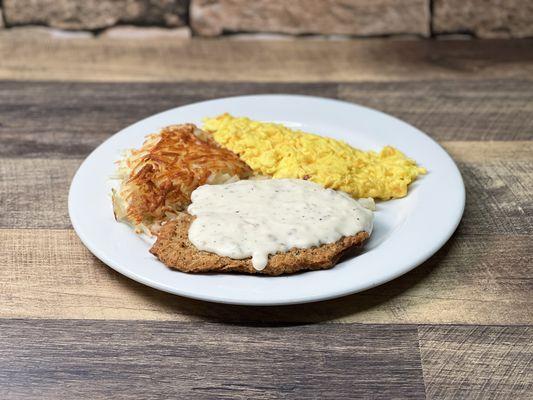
[0,0,531,38]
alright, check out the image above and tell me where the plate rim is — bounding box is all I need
[68,94,465,306]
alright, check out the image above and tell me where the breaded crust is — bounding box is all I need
[149,213,370,276]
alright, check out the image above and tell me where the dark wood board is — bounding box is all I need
[1,320,530,399]
[1,80,533,160]
[340,80,533,142]
[0,320,426,400]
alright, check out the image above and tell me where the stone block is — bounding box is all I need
[433,0,533,38]
[3,0,189,30]
[191,0,430,37]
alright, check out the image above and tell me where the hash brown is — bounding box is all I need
[150,213,370,276]
[112,124,252,234]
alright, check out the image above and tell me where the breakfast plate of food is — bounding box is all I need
[69,95,465,305]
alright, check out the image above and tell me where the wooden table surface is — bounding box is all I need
[1,34,532,399]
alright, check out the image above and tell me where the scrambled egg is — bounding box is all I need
[203,114,426,200]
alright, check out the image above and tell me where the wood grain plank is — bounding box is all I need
[442,141,533,162]
[0,320,426,399]
[0,81,338,158]
[0,229,531,324]
[0,158,81,229]
[419,326,533,399]
[339,80,533,141]
[2,142,531,232]
[2,81,533,156]
[457,159,533,235]
[0,35,533,82]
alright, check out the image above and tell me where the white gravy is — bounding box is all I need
[187,179,373,271]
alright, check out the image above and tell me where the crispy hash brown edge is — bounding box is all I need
[149,213,370,276]
[112,124,252,234]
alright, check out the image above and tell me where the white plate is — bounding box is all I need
[69,95,464,306]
